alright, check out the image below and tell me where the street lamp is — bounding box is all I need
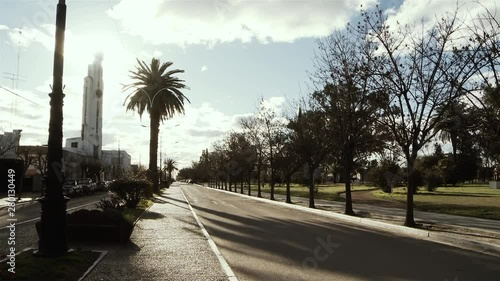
[36,0,69,257]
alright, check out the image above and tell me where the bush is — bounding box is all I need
[96,193,125,211]
[109,178,152,208]
[366,161,402,193]
[424,170,442,192]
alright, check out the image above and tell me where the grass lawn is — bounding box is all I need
[372,185,500,220]
[0,249,101,281]
[249,183,375,201]
[121,198,154,224]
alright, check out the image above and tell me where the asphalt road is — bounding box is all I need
[0,192,108,229]
[180,183,500,281]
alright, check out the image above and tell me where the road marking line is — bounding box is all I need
[212,200,218,205]
[180,188,239,281]
[0,201,98,230]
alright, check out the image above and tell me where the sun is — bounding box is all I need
[65,32,131,76]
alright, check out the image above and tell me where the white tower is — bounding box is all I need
[81,53,104,159]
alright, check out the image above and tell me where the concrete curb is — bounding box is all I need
[195,184,500,258]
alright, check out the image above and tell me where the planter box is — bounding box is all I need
[35,209,134,243]
[489,181,500,189]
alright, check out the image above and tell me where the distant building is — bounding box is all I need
[65,54,104,159]
[63,54,131,181]
[0,129,22,159]
[102,150,131,180]
[0,130,23,193]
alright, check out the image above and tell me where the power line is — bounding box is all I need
[0,85,42,107]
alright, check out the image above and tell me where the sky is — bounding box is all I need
[0,0,497,169]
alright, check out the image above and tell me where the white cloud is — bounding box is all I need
[201,65,208,72]
[7,25,53,49]
[0,25,8,31]
[385,0,500,28]
[108,0,377,46]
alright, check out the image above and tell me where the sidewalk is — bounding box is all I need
[0,192,41,209]
[81,185,228,281]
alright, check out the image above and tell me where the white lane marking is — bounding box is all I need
[180,188,239,281]
[212,200,218,205]
[0,201,98,230]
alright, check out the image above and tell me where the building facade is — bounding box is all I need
[102,150,131,180]
[0,129,22,159]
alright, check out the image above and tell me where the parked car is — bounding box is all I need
[95,181,108,192]
[63,180,82,197]
[77,178,96,195]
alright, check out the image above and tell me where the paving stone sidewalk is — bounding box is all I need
[82,185,227,281]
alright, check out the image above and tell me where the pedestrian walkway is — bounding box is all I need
[270,192,500,232]
[0,192,40,209]
[82,184,228,281]
[209,186,500,236]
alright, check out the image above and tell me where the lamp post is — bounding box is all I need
[36,0,69,256]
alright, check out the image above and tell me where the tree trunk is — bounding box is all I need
[247,173,252,196]
[344,150,355,215]
[309,166,316,208]
[240,181,243,194]
[257,160,262,197]
[285,175,292,204]
[270,168,276,200]
[404,156,417,227]
[149,113,160,193]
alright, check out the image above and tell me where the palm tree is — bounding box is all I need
[123,58,189,193]
[164,158,178,187]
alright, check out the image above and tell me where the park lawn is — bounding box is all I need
[0,249,101,281]
[372,186,500,220]
[250,183,374,201]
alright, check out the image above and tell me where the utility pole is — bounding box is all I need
[36,0,69,257]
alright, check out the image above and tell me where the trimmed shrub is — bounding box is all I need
[109,178,152,208]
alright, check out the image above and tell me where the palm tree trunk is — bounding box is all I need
[149,113,160,193]
[167,171,172,188]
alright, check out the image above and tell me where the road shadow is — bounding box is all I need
[189,188,500,281]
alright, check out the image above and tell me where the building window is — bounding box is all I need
[71,142,78,148]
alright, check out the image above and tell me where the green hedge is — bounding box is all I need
[109,179,153,208]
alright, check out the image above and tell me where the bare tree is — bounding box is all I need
[312,30,386,215]
[288,100,334,208]
[357,6,492,226]
[239,115,266,197]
